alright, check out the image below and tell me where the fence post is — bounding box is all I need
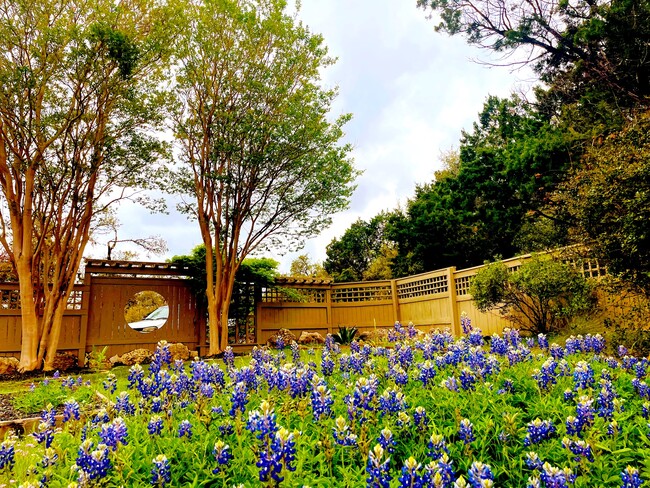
[390,279,400,324]
[326,285,333,335]
[446,267,461,336]
[77,276,92,367]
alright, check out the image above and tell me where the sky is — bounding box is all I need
[98,0,536,273]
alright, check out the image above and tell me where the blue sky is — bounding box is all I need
[102,0,535,273]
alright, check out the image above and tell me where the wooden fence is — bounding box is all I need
[0,252,608,363]
[256,253,608,343]
[0,261,205,365]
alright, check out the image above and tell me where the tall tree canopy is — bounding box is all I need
[417,0,650,116]
[387,96,573,276]
[0,0,176,371]
[324,213,392,282]
[172,0,358,354]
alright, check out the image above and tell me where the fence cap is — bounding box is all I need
[84,259,192,277]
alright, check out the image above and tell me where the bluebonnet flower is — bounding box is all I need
[332,416,357,446]
[75,440,111,481]
[525,452,544,471]
[618,345,629,357]
[533,358,559,391]
[527,476,542,488]
[92,408,110,426]
[151,396,164,414]
[632,378,650,400]
[442,376,459,392]
[223,346,235,370]
[148,415,164,436]
[459,368,477,390]
[311,380,334,421]
[498,379,514,395]
[607,420,621,436]
[32,421,55,448]
[414,406,428,431]
[229,381,248,417]
[212,440,232,474]
[103,373,117,394]
[377,428,396,454]
[436,453,456,486]
[524,418,556,445]
[598,379,617,420]
[288,366,310,398]
[63,399,80,422]
[150,340,172,374]
[258,427,297,483]
[459,418,474,445]
[621,466,644,488]
[151,454,171,487]
[114,391,136,415]
[567,396,595,437]
[390,365,409,386]
[366,444,391,488]
[290,341,301,363]
[349,353,366,374]
[565,336,583,355]
[398,457,423,488]
[379,387,408,416]
[199,382,215,399]
[0,439,15,472]
[178,420,192,439]
[642,402,650,419]
[127,364,145,389]
[99,417,128,450]
[562,438,594,462]
[468,461,494,487]
[347,376,379,419]
[490,335,508,355]
[461,314,473,334]
[549,343,565,359]
[537,334,549,350]
[573,361,595,390]
[564,389,575,402]
[540,463,575,487]
[247,401,278,441]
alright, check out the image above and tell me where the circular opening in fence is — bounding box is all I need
[125,291,168,333]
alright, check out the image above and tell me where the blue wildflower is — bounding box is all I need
[459,418,475,445]
[398,457,423,488]
[63,399,80,423]
[148,415,164,436]
[621,466,644,488]
[212,440,232,474]
[178,420,192,439]
[0,439,15,472]
[468,461,494,487]
[366,444,391,488]
[377,428,396,454]
[523,418,556,445]
[311,380,334,421]
[229,381,248,417]
[151,454,171,487]
[332,416,357,446]
[99,417,128,450]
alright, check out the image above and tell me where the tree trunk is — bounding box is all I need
[16,258,41,372]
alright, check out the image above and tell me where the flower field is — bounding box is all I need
[1,321,650,487]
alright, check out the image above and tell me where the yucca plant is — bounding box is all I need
[332,326,358,345]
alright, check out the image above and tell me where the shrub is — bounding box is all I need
[471,255,595,334]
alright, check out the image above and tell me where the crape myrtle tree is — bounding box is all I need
[0,0,177,371]
[171,0,358,355]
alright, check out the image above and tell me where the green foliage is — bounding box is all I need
[554,112,650,293]
[386,96,573,276]
[289,254,330,279]
[324,213,392,282]
[331,326,358,345]
[471,255,595,334]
